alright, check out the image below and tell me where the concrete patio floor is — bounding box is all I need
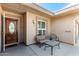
[0,44,37,56]
[0,43,79,56]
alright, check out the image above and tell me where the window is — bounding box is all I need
[37,20,46,35]
[9,22,15,34]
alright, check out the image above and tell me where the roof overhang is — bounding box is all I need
[1,3,79,18]
[21,3,54,16]
[1,3,54,18]
[55,4,79,16]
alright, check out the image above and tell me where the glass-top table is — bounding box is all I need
[44,40,60,55]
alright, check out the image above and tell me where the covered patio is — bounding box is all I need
[0,3,79,56]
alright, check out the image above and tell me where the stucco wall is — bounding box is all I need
[22,13,27,44]
[51,14,77,45]
[26,11,51,45]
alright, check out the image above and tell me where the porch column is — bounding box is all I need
[0,4,3,52]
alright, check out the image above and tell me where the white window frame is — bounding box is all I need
[37,19,46,35]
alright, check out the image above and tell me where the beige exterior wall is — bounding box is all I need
[51,13,79,45]
[26,11,51,45]
[22,13,27,44]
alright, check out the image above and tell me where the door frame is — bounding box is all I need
[2,12,20,52]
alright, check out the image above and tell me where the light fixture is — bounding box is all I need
[32,20,35,24]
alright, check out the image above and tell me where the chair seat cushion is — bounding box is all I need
[40,39,50,43]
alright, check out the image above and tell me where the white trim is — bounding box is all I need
[74,16,79,45]
[5,42,18,47]
[5,16,20,20]
[74,19,76,45]
[2,12,5,52]
[56,4,79,15]
[0,13,6,52]
[37,19,47,35]
[37,19,46,29]
[21,3,54,16]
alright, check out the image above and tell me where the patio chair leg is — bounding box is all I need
[39,44,41,48]
[51,47,53,55]
[44,46,46,51]
[44,45,49,51]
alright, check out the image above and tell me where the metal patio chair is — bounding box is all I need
[49,33,60,48]
[35,35,49,48]
[44,33,60,55]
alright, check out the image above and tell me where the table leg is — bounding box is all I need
[51,47,53,55]
[44,46,46,51]
[58,43,60,49]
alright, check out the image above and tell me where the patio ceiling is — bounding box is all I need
[1,3,26,14]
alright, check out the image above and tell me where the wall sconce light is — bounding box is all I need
[32,20,35,24]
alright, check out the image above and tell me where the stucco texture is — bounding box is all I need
[51,13,79,45]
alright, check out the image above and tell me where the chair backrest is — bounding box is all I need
[35,35,46,43]
[45,35,50,40]
[51,33,59,41]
